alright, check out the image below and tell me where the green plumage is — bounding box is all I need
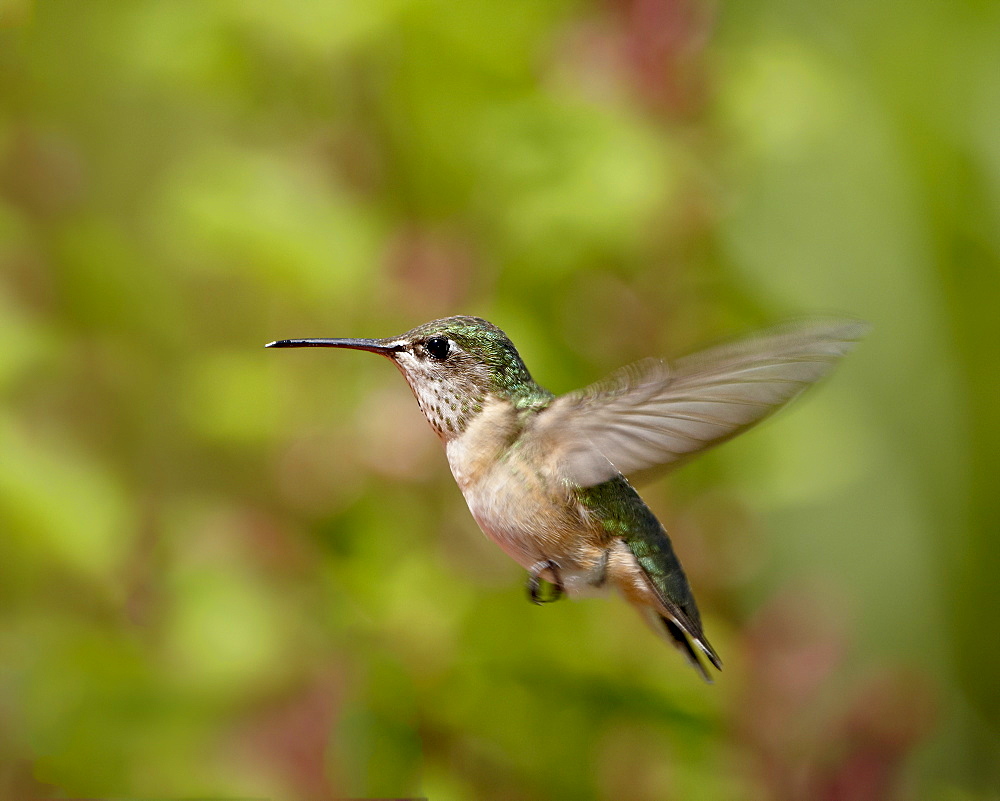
[577,477,717,677]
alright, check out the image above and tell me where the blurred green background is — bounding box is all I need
[1,0,998,799]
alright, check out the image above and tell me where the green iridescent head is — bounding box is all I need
[267,316,550,439]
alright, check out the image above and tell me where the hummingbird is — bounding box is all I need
[267,316,866,680]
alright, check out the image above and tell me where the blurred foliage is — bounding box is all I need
[1,1,998,799]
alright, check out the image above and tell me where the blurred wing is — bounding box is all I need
[534,319,869,487]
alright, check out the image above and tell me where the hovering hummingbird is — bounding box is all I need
[267,316,866,679]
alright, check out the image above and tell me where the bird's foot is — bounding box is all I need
[527,559,564,605]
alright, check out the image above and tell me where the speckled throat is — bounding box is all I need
[398,358,490,438]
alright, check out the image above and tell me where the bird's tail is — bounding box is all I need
[620,531,723,681]
[605,536,722,680]
[636,603,721,682]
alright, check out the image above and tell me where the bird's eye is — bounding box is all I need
[425,337,451,361]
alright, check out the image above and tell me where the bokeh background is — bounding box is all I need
[1,0,998,799]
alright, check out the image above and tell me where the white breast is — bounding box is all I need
[444,400,611,594]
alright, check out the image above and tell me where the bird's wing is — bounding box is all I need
[532,319,869,487]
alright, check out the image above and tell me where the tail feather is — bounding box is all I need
[605,536,723,680]
[661,616,713,683]
[633,600,721,682]
[682,616,723,672]
[624,530,723,679]
[653,601,723,679]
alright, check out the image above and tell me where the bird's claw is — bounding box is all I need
[527,559,564,605]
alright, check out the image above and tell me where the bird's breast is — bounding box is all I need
[445,400,609,583]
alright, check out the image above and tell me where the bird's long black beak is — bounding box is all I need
[265,338,403,356]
